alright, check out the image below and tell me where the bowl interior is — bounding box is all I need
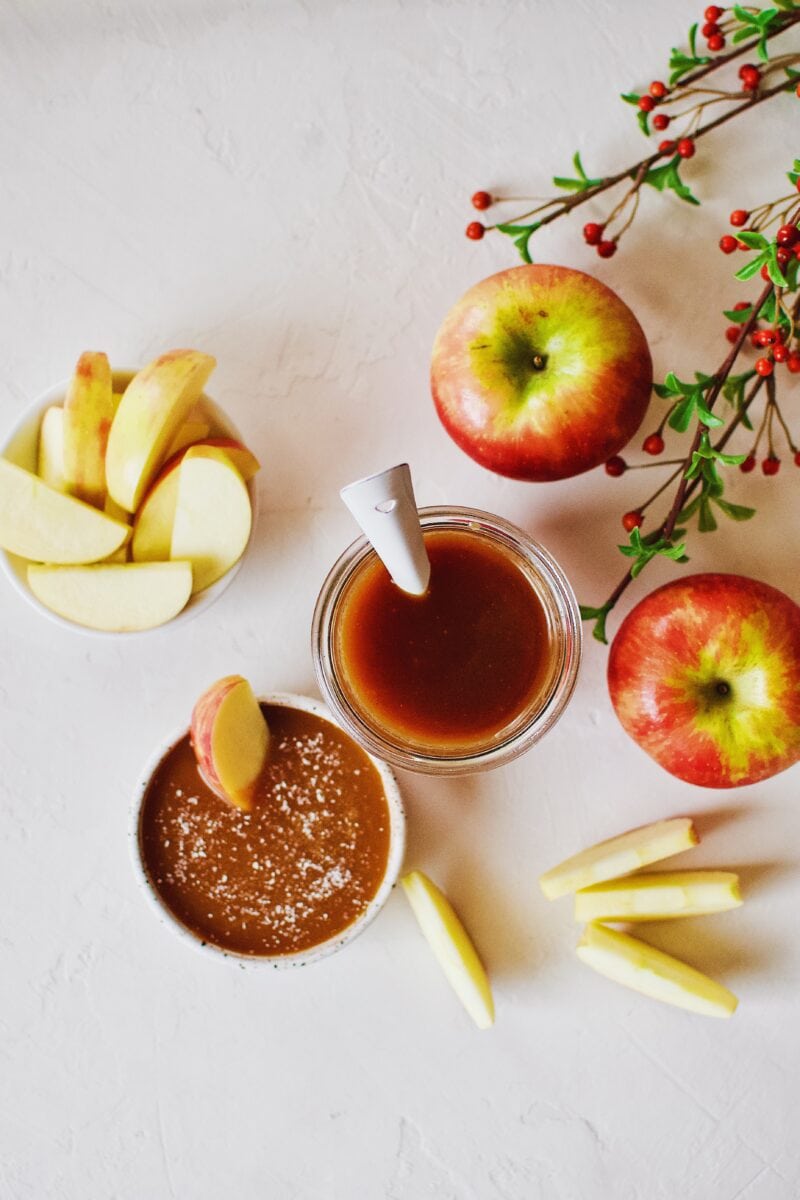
[0,370,259,636]
[131,692,406,968]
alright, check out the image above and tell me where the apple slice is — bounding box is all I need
[401,870,494,1029]
[165,419,211,458]
[62,351,116,507]
[170,445,252,593]
[27,561,192,631]
[37,406,68,492]
[539,818,698,901]
[131,458,181,562]
[576,922,738,1018]
[197,438,260,482]
[574,871,742,923]
[190,676,270,810]
[105,349,216,512]
[0,458,130,563]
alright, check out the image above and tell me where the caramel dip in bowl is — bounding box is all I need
[132,694,405,967]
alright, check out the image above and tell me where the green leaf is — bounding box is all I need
[695,399,724,428]
[637,110,650,136]
[766,245,789,287]
[698,497,718,532]
[553,154,602,193]
[668,393,698,432]
[579,604,611,644]
[496,221,540,264]
[715,449,746,465]
[736,231,769,250]
[714,497,756,521]
[620,93,641,106]
[735,252,770,282]
[688,22,699,57]
[664,160,700,206]
[723,305,753,323]
[677,494,702,522]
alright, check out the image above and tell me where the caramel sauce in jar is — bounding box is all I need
[332,529,555,755]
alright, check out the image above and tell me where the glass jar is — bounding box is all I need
[312,506,581,775]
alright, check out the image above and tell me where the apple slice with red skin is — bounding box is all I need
[105,349,216,513]
[190,676,270,810]
[62,351,116,507]
[431,264,652,482]
[608,573,800,788]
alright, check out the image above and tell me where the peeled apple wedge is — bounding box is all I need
[62,350,116,507]
[27,561,192,632]
[37,405,67,492]
[401,870,494,1030]
[105,349,216,512]
[190,676,269,810]
[574,871,742,923]
[0,459,130,563]
[576,922,738,1018]
[539,817,698,900]
[170,445,252,592]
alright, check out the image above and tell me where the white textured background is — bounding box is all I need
[2,2,800,1197]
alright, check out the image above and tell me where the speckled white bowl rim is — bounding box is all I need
[129,692,407,969]
[0,369,259,637]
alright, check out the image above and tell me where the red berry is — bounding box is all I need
[622,511,643,532]
[677,138,695,159]
[761,264,771,281]
[739,455,756,473]
[643,433,665,455]
[719,235,738,254]
[471,191,492,210]
[725,326,740,343]
[795,450,800,466]
[738,62,756,80]
[796,83,800,99]
[777,224,799,247]
[707,33,725,50]
[638,95,655,112]
[605,456,627,477]
[653,113,670,131]
[702,21,720,36]
[762,456,780,476]
[583,222,604,245]
[734,301,750,310]
[777,247,792,267]
[739,65,760,90]
[705,5,723,20]
[659,140,676,154]
[750,331,762,348]
[773,343,789,363]
[788,354,800,373]
[466,221,485,240]
[756,357,774,376]
[758,329,776,345]
[650,81,667,99]
[730,209,749,227]
[597,240,617,258]
[737,239,750,250]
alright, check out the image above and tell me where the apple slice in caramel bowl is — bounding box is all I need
[131,686,406,968]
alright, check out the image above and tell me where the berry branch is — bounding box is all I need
[466,5,800,262]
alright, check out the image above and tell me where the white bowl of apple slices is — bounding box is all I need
[0,350,260,634]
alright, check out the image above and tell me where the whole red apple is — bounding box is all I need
[608,573,800,788]
[430,264,652,481]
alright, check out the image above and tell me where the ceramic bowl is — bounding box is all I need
[130,693,406,968]
[0,369,259,636]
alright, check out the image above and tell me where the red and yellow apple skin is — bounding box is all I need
[608,573,800,788]
[430,264,652,482]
